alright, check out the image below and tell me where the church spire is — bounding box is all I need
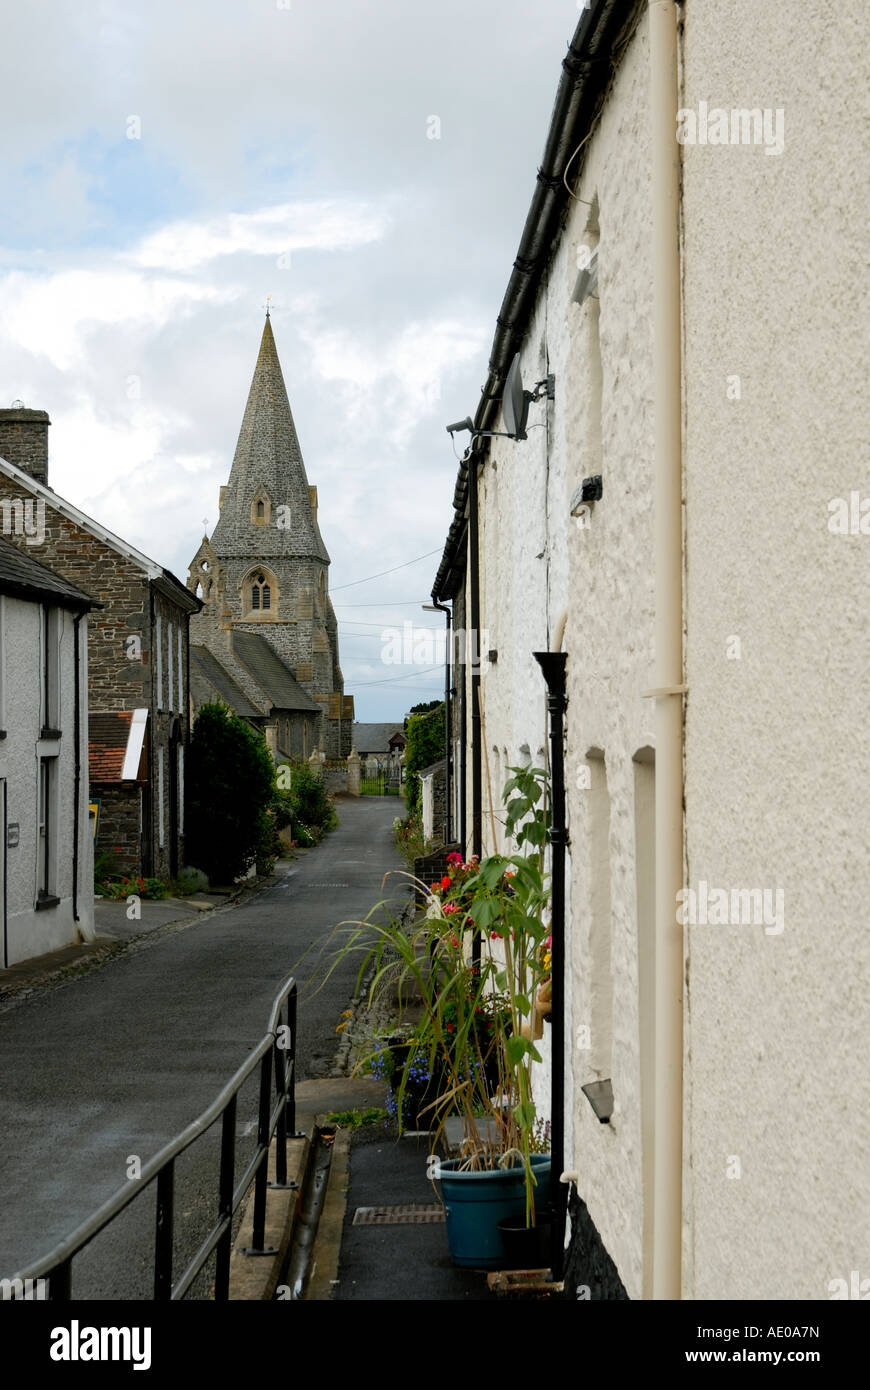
[210,316,329,563]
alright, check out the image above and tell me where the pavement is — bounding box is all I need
[0,795,410,1295]
[321,1101,493,1302]
[0,796,518,1302]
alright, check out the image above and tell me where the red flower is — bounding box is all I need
[440,876,451,891]
[447,1024,454,1032]
[446,851,463,865]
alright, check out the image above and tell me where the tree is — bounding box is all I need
[403,702,445,818]
[185,702,276,885]
[406,699,442,725]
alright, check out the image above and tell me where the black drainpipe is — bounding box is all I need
[534,650,568,1281]
[72,611,82,923]
[469,449,483,967]
[427,599,453,844]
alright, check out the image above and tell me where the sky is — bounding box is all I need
[0,0,587,720]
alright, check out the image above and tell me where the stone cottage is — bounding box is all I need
[0,408,201,883]
[187,314,353,758]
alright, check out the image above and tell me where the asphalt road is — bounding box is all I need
[0,795,408,1298]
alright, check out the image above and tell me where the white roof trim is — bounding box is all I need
[121,708,149,781]
[0,455,163,580]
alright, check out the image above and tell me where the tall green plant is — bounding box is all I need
[185,701,276,885]
[321,763,552,1226]
[403,703,445,818]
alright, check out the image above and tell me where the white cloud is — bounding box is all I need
[0,268,239,372]
[126,200,390,272]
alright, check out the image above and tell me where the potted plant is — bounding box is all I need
[324,763,554,1269]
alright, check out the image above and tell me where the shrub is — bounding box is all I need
[185,701,276,885]
[402,704,445,818]
[176,865,209,895]
[271,763,338,849]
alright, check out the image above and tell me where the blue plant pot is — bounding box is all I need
[437,1155,551,1269]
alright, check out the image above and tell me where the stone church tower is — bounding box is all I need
[187,315,353,758]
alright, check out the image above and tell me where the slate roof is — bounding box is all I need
[210,316,330,564]
[0,532,98,609]
[190,645,262,718]
[352,722,407,755]
[230,629,321,712]
[89,712,133,782]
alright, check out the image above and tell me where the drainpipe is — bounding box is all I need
[72,610,95,941]
[424,600,452,844]
[533,648,567,1281]
[72,611,81,925]
[648,0,685,1301]
[469,448,482,864]
[468,449,483,968]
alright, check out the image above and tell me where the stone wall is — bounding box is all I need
[0,479,194,882]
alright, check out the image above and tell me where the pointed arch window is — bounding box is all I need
[250,489,272,526]
[243,567,278,617]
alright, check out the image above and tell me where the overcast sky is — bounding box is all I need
[0,0,585,720]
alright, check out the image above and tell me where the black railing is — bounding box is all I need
[1,977,298,1301]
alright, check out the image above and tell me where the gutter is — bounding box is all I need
[432,0,636,603]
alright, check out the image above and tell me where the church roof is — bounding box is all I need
[210,316,330,564]
[352,722,407,755]
[231,629,321,712]
[190,645,263,718]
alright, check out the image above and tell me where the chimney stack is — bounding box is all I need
[0,406,50,487]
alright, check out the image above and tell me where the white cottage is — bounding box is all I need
[0,534,98,967]
[433,0,869,1299]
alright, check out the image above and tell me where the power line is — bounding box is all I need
[351,665,442,686]
[332,599,431,608]
[330,549,442,592]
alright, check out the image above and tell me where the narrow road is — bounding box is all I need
[0,796,407,1298]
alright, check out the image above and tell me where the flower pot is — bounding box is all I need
[437,1155,551,1269]
[497,1205,554,1271]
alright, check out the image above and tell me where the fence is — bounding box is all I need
[360,766,401,796]
[0,978,298,1301]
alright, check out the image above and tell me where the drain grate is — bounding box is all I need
[353,1204,445,1226]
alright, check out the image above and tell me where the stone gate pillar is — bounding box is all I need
[347,747,361,796]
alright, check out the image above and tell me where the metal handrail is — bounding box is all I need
[1,975,298,1301]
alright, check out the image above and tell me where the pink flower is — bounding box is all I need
[446,852,463,865]
[442,902,459,915]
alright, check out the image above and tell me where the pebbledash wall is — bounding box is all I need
[470,13,654,1300]
[679,0,870,1301]
[456,0,869,1299]
[0,592,94,965]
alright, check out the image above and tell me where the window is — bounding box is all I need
[250,491,271,526]
[37,755,58,905]
[245,569,277,616]
[156,614,164,711]
[167,622,174,713]
[40,606,61,736]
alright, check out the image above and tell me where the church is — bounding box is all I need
[187,314,353,760]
